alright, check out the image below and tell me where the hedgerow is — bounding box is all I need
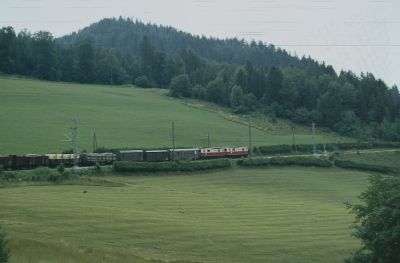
[113,159,231,173]
[256,142,400,155]
[334,160,397,174]
[237,156,332,168]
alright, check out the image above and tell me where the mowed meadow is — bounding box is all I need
[0,75,348,155]
[1,167,369,263]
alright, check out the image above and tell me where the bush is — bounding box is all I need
[113,159,231,173]
[94,162,102,175]
[56,164,65,174]
[237,156,332,168]
[258,144,292,155]
[334,160,397,174]
[0,227,9,263]
[134,75,154,88]
[345,175,400,263]
[255,141,400,156]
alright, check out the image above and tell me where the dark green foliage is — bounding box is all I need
[113,159,231,173]
[258,144,292,155]
[0,227,9,263]
[56,164,65,174]
[256,142,399,156]
[334,160,397,174]
[169,74,191,97]
[345,175,400,263]
[94,162,102,174]
[0,27,16,73]
[74,37,95,83]
[265,66,283,103]
[0,167,74,183]
[237,156,332,168]
[134,75,153,88]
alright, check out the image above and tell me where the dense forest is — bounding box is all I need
[0,17,399,141]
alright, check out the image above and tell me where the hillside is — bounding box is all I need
[1,19,399,142]
[0,75,347,155]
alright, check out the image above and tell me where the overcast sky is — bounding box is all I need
[1,0,399,87]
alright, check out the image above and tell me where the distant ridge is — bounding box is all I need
[58,17,319,69]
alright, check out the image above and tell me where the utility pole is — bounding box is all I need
[93,131,98,153]
[291,126,296,152]
[171,120,175,161]
[71,117,78,168]
[110,68,113,85]
[248,122,252,157]
[323,135,327,154]
[207,132,210,148]
[312,122,316,155]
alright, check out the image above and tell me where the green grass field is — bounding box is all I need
[0,167,369,263]
[339,151,400,171]
[0,75,349,155]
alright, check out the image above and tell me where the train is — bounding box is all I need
[0,146,249,170]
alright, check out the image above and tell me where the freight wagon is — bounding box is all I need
[116,150,144,161]
[46,154,78,167]
[144,150,169,162]
[170,148,199,161]
[80,153,116,165]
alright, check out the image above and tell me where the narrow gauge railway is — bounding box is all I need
[0,146,248,170]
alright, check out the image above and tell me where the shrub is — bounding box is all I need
[257,144,292,155]
[94,162,102,175]
[237,156,332,168]
[134,75,154,88]
[56,164,65,174]
[113,159,231,173]
[0,227,9,263]
[334,160,397,174]
[345,175,400,263]
[255,141,400,156]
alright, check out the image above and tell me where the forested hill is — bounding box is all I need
[0,17,399,141]
[58,17,316,69]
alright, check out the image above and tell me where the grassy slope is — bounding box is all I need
[0,75,349,154]
[1,167,368,263]
[339,151,400,171]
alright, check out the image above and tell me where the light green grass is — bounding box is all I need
[339,151,400,171]
[0,167,369,263]
[0,75,349,154]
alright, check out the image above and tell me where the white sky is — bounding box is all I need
[1,0,399,87]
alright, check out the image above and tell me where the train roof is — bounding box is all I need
[118,150,144,153]
[169,148,200,151]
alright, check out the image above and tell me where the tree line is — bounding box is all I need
[0,19,399,141]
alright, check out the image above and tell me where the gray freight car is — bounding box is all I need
[0,156,11,170]
[169,148,199,161]
[144,150,169,162]
[80,153,116,165]
[117,150,144,161]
